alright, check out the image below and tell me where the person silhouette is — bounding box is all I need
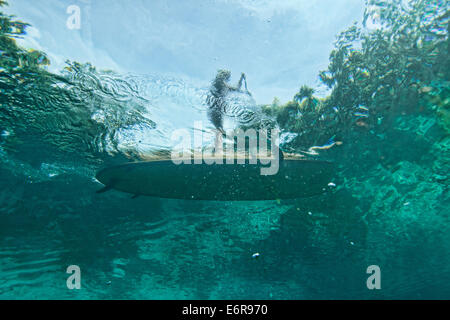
[206,70,249,154]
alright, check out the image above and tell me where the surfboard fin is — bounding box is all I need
[96,185,113,194]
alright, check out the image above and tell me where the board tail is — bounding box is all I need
[96,185,113,194]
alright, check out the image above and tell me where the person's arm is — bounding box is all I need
[236,73,246,90]
[227,73,246,92]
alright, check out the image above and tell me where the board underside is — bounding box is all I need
[95,158,334,201]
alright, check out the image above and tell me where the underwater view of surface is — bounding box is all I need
[0,0,449,299]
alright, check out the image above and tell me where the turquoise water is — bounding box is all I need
[0,0,449,299]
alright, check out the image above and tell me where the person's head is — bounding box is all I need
[216,69,231,82]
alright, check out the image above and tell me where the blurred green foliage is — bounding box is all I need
[0,1,49,71]
[0,2,150,162]
[261,0,449,151]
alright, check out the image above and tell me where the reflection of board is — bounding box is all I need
[95,158,334,201]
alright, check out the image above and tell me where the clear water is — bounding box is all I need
[0,0,449,299]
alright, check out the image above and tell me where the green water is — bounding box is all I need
[0,0,449,299]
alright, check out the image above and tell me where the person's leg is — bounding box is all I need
[214,129,224,156]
